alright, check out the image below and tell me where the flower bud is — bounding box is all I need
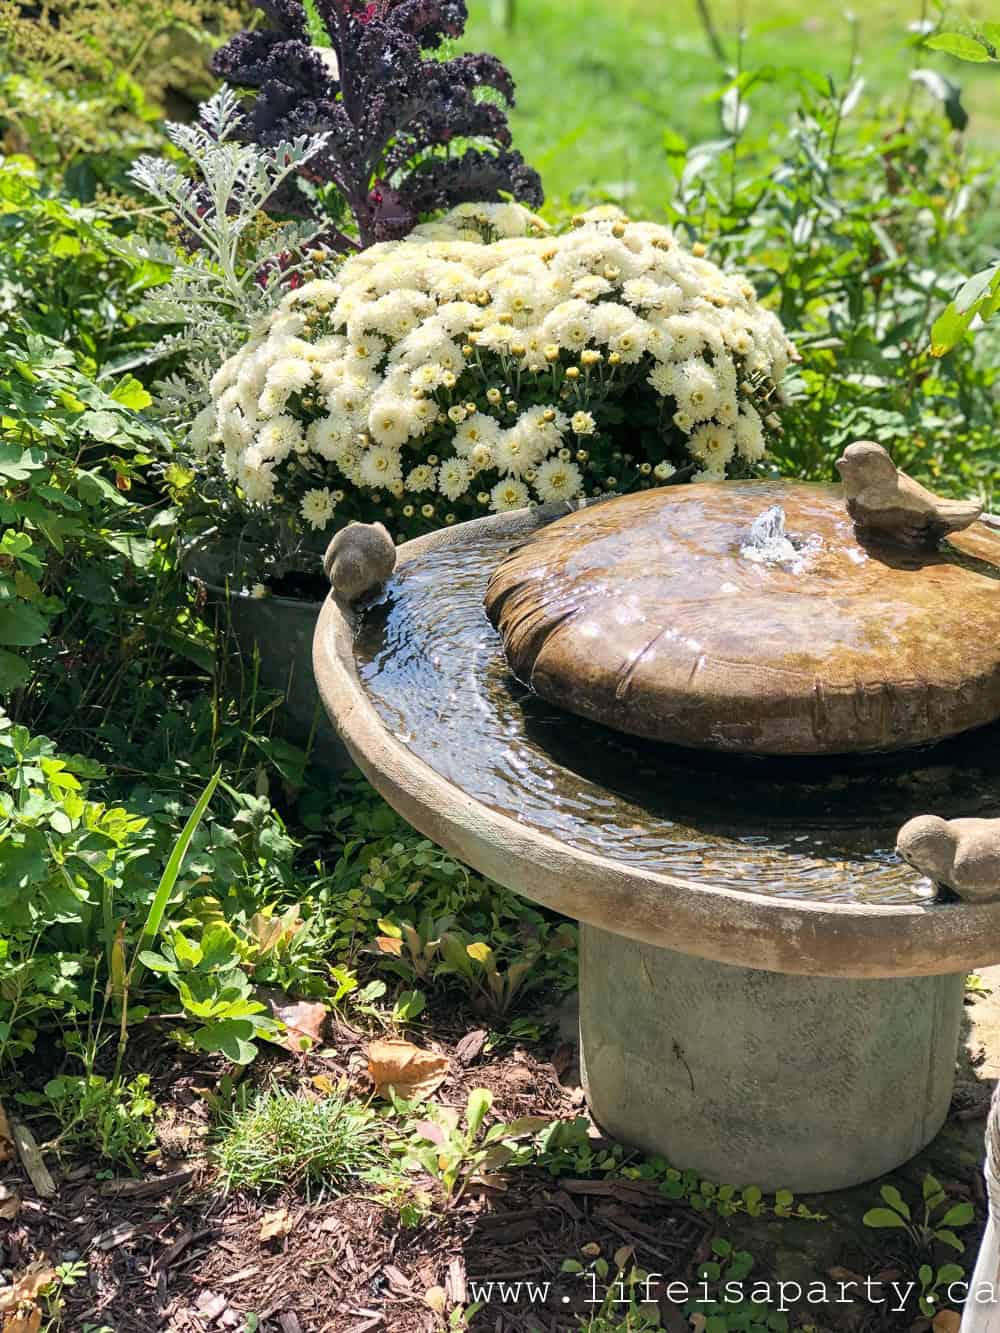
[608,352,622,366]
[544,344,560,362]
[565,366,580,380]
[692,242,707,257]
[542,409,556,423]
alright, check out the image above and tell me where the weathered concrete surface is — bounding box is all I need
[578,924,966,1193]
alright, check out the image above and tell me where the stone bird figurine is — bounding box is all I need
[896,814,1000,904]
[322,521,396,605]
[835,441,982,550]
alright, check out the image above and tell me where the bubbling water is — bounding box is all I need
[740,504,823,572]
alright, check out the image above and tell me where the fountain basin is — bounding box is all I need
[313,504,1000,1190]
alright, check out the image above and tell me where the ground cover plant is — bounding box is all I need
[2,1,1000,1330]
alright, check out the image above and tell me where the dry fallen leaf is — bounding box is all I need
[0,1101,13,1164]
[367,1039,448,1101]
[259,1207,293,1243]
[0,1185,20,1222]
[259,990,328,1055]
[2,1307,42,1333]
[0,1264,57,1320]
[580,1242,602,1258]
[933,1312,961,1333]
[423,1286,448,1315]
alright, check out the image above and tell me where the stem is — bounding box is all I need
[695,0,728,66]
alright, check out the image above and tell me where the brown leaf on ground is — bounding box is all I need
[0,1101,13,1163]
[423,1286,447,1314]
[0,1263,57,1319]
[0,1185,20,1222]
[367,1039,448,1101]
[259,989,328,1055]
[454,1029,488,1065]
[259,1207,293,1243]
[933,1313,961,1333]
[2,1308,42,1333]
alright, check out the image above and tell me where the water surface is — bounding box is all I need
[356,530,1000,906]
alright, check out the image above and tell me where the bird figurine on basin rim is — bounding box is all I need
[323,521,396,605]
[896,815,1000,905]
[836,440,982,551]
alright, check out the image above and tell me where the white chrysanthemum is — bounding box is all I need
[673,360,721,423]
[257,415,305,461]
[735,405,766,462]
[368,398,416,449]
[534,458,583,502]
[438,458,473,501]
[490,477,531,512]
[493,427,539,477]
[687,422,736,468]
[405,464,437,492]
[359,446,403,488]
[468,442,494,472]
[453,412,501,456]
[238,461,275,504]
[410,363,447,392]
[307,415,353,461]
[541,299,592,351]
[571,411,596,436]
[188,404,218,458]
[653,461,676,481]
[265,357,313,396]
[301,487,336,530]
[410,398,440,434]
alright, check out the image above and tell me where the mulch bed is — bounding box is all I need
[0,1006,712,1332]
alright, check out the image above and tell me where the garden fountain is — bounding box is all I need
[313,469,1000,1192]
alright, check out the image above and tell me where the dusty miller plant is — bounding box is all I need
[125,86,331,425]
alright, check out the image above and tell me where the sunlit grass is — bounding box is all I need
[461,0,1000,218]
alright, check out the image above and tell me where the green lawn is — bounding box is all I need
[462,0,1000,218]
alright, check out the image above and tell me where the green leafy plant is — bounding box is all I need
[666,56,1000,505]
[402,1087,549,1201]
[374,912,455,983]
[863,1174,976,1254]
[437,922,577,1018]
[684,1238,788,1333]
[138,917,279,1066]
[215,1084,391,1198]
[917,1262,967,1318]
[26,1071,157,1171]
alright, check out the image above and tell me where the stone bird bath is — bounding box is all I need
[313,482,1000,1192]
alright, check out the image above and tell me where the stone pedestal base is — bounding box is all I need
[578,925,964,1192]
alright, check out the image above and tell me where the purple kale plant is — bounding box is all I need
[211,0,544,250]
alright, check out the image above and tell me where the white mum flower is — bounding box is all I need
[687,422,736,469]
[674,360,721,423]
[307,415,352,461]
[238,461,276,504]
[453,412,501,456]
[257,414,305,461]
[188,404,218,459]
[300,487,336,530]
[368,398,416,449]
[534,458,584,502]
[359,446,403,488]
[438,458,473,501]
[265,357,313,396]
[405,464,438,492]
[735,405,766,462]
[570,411,596,436]
[490,478,531,512]
[468,442,494,472]
[653,461,676,481]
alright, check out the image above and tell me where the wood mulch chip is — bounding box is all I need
[1,1007,709,1331]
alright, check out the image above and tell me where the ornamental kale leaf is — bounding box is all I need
[212,0,544,249]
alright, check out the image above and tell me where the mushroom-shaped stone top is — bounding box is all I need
[483,481,1000,756]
